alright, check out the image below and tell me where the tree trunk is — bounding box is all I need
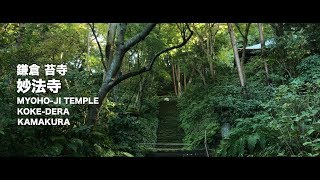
[87,23,193,125]
[193,23,218,81]
[103,23,118,82]
[87,23,127,125]
[258,23,271,85]
[176,64,182,96]
[172,62,177,96]
[240,23,251,81]
[105,24,117,66]
[135,76,146,109]
[228,23,245,87]
[207,24,217,81]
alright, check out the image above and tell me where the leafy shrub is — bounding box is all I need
[215,55,320,157]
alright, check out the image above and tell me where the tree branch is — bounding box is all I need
[191,23,208,52]
[244,23,251,37]
[88,23,107,72]
[241,23,251,61]
[122,23,157,53]
[109,23,126,79]
[235,23,245,39]
[147,26,193,69]
[111,24,194,88]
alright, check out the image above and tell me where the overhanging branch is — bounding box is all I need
[235,23,245,39]
[148,27,193,69]
[122,23,157,53]
[110,24,194,88]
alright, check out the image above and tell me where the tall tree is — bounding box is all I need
[87,23,193,125]
[176,64,182,96]
[228,23,246,88]
[235,23,251,76]
[172,60,178,95]
[258,23,271,85]
[192,23,219,81]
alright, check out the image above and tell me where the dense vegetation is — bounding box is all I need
[0,23,319,157]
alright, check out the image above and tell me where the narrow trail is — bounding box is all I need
[155,99,184,147]
[144,97,208,157]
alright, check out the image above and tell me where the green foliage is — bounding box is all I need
[2,23,320,157]
[268,28,310,80]
[107,112,144,152]
[0,23,132,156]
[283,24,320,55]
[215,55,320,157]
[215,113,277,156]
[297,54,320,84]
[178,73,263,150]
[102,96,159,156]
